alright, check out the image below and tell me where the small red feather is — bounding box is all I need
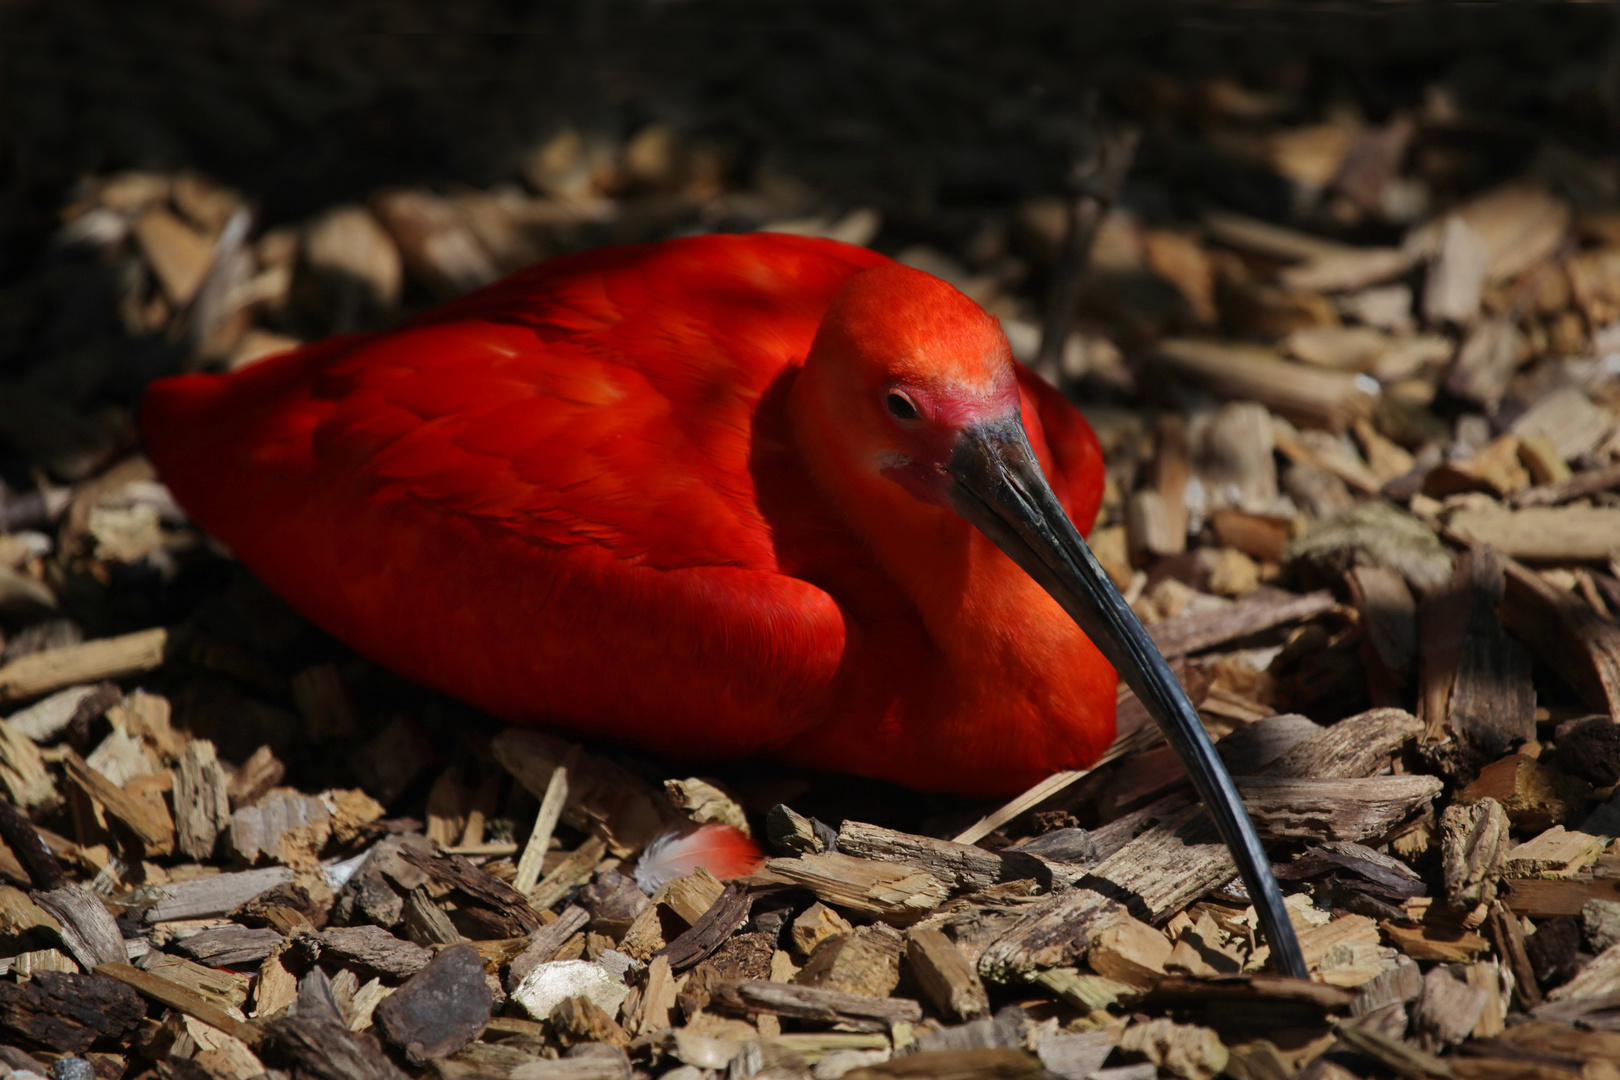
[633,824,763,892]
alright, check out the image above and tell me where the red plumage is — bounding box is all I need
[143,233,1113,796]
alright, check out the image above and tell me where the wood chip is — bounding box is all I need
[906,926,990,1023]
[719,979,922,1028]
[174,739,232,861]
[0,969,145,1053]
[0,628,168,705]
[766,852,948,925]
[62,748,174,858]
[318,926,432,982]
[1148,588,1336,659]
[1501,558,1620,720]
[99,959,260,1045]
[373,942,491,1064]
[1155,339,1377,432]
[1444,506,1620,563]
[1239,775,1442,844]
[795,923,904,997]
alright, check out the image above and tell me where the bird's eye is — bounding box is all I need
[886,392,918,421]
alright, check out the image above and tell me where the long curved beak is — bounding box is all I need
[946,417,1308,980]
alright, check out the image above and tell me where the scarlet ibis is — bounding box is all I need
[142,232,1306,976]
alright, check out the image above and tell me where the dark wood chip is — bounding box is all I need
[317,925,432,981]
[654,882,753,972]
[397,844,543,938]
[262,1015,410,1080]
[0,971,145,1053]
[373,942,492,1065]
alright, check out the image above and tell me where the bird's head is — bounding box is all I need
[801,262,1023,510]
[796,258,1308,981]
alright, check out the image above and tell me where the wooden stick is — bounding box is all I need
[1510,460,1620,507]
[513,751,573,896]
[97,960,262,1046]
[0,628,169,704]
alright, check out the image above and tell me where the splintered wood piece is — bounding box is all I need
[228,745,287,809]
[1444,506,1620,563]
[660,866,726,926]
[174,924,285,967]
[1440,799,1511,908]
[627,954,680,1038]
[31,883,125,970]
[402,888,462,948]
[319,926,432,981]
[978,805,1231,982]
[529,835,610,912]
[1484,902,1541,1011]
[1148,589,1335,660]
[1458,755,1592,834]
[0,628,168,704]
[1088,914,1172,991]
[261,1014,410,1080]
[1447,319,1525,409]
[491,729,678,856]
[0,970,145,1053]
[1500,558,1620,720]
[906,926,990,1022]
[792,902,854,956]
[424,767,468,848]
[720,979,923,1026]
[1155,339,1376,433]
[99,960,261,1045]
[143,866,294,923]
[1412,966,1489,1052]
[1118,1017,1228,1080]
[1506,801,1620,880]
[550,993,629,1049]
[174,739,231,861]
[766,852,949,925]
[506,905,591,993]
[136,950,252,1010]
[1510,459,1620,508]
[0,719,57,816]
[654,883,753,971]
[373,943,491,1064]
[395,845,543,938]
[1264,707,1423,780]
[291,663,361,742]
[1238,775,1441,844]
[4,683,120,745]
[1548,940,1620,1003]
[228,788,330,867]
[61,749,174,857]
[512,752,571,896]
[1423,216,1489,325]
[835,821,1015,892]
[254,949,299,1020]
[794,923,904,997]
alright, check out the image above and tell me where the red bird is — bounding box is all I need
[143,232,1305,975]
